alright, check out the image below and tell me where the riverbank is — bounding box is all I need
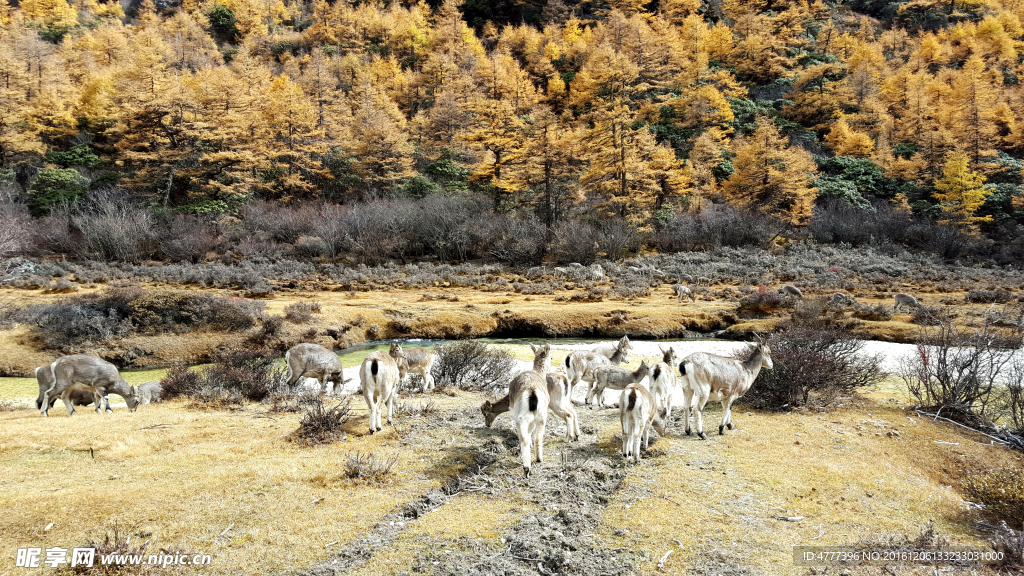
[0,277,987,377]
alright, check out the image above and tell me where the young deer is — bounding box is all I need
[359,351,399,434]
[480,370,580,441]
[509,344,552,476]
[389,343,436,391]
[620,383,667,463]
[649,346,678,419]
[587,361,651,408]
[565,336,631,401]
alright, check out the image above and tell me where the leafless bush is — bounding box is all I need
[432,340,516,391]
[966,289,1013,304]
[72,523,159,575]
[72,191,155,263]
[598,218,641,260]
[851,302,894,321]
[655,205,780,251]
[251,314,284,344]
[294,395,352,445]
[490,215,546,266]
[343,451,399,482]
[241,201,319,243]
[738,285,788,313]
[910,305,948,326]
[160,349,286,404]
[294,235,330,258]
[898,318,1021,416]
[398,399,439,416]
[989,523,1024,569]
[284,302,320,324]
[158,215,219,263]
[0,202,30,283]
[550,220,601,265]
[744,325,885,410]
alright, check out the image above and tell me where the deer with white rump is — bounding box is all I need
[678,342,772,439]
[893,292,920,312]
[285,343,344,394]
[34,364,98,410]
[480,369,580,441]
[587,361,651,408]
[359,351,400,434]
[649,346,678,418]
[620,382,667,462]
[39,355,139,417]
[389,343,436,391]
[564,335,631,400]
[508,344,552,477]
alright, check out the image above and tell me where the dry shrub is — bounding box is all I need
[71,523,164,575]
[294,395,352,445]
[966,289,1013,304]
[963,468,1024,527]
[743,325,884,410]
[899,318,1020,415]
[989,523,1024,569]
[343,451,399,482]
[432,340,516,391]
[250,314,284,345]
[738,285,788,314]
[284,301,320,324]
[22,289,263,351]
[160,349,285,405]
[398,399,438,416]
[851,302,894,321]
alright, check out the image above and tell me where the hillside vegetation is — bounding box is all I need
[0,0,1023,268]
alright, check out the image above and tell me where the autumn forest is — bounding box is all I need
[2,0,1024,266]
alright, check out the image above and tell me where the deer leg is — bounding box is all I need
[694,395,709,440]
[724,395,736,430]
[62,390,76,416]
[682,388,694,435]
[517,421,532,477]
[534,418,545,463]
[386,391,395,425]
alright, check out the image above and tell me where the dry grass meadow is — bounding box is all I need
[1,352,1022,574]
[1,281,1022,575]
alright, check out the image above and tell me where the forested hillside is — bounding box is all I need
[1,0,1023,265]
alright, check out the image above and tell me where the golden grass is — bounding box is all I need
[599,398,1024,575]
[0,392,485,575]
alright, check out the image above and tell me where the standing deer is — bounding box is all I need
[649,347,678,418]
[672,284,695,303]
[285,343,344,395]
[587,361,651,408]
[39,355,139,417]
[679,342,772,439]
[565,336,631,401]
[359,351,400,434]
[389,343,436,391]
[778,284,804,299]
[893,293,920,312]
[481,369,580,441]
[34,364,97,410]
[509,344,552,477]
[620,383,667,463]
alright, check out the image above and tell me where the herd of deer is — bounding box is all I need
[32,287,921,476]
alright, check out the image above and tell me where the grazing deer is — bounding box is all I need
[359,351,399,434]
[40,355,139,417]
[679,342,772,439]
[893,292,920,312]
[481,370,580,441]
[285,343,344,395]
[587,361,651,408]
[565,336,631,400]
[650,347,679,419]
[831,292,852,306]
[620,383,667,463]
[509,344,552,477]
[778,284,804,299]
[696,276,711,287]
[389,343,436,391]
[136,381,163,405]
[672,284,695,303]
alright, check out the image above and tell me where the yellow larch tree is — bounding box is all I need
[722,117,817,224]
[933,151,992,226]
[825,117,876,157]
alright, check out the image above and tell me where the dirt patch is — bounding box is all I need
[299,402,652,576]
